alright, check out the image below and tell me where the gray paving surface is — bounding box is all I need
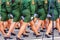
[0,27,60,40]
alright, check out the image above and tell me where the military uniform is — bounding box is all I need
[21,0,36,22]
[11,0,21,22]
[1,0,9,21]
[47,0,59,21]
[30,0,36,17]
[6,0,12,19]
[35,0,47,20]
[56,0,60,18]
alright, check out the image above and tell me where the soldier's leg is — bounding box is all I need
[19,20,29,35]
[36,8,47,31]
[17,22,28,38]
[45,9,59,37]
[46,20,52,34]
[7,19,13,29]
[56,18,60,32]
[5,7,20,37]
[1,11,8,36]
[15,22,20,29]
[45,18,50,30]
[0,21,6,35]
[41,20,45,29]
[30,20,40,35]
[35,19,42,31]
[17,9,30,38]
[5,22,16,37]
[54,21,56,28]
[33,17,38,23]
[54,10,60,33]
[3,21,9,30]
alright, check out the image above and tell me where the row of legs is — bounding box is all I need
[0,18,60,40]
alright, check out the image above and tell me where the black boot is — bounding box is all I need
[40,30,45,32]
[36,35,41,37]
[16,37,23,40]
[0,34,1,36]
[15,28,20,29]
[45,34,50,38]
[49,33,52,35]
[4,30,7,33]
[4,37,13,40]
[59,32,60,35]
[23,34,29,37]
[33,32,40,35]
[33,33,36,35]
[26,31,30,33]
[11,33,16,36]
[34,34,41,37]
[53,28,57,30]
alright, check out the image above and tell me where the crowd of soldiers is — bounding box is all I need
[0,0,60,40]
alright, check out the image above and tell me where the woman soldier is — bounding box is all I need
[4,0,21,39]
[3,0,11,32]
[45,0,60,38]
[1,0,9,31]
[34,0,47,33]
[56,0,60,35]
[45,0,53,35]
[33,0,48,32]
[0,0,6,36]
[0,0,8,36]
[5,0,16,35]
[41,0,48,31]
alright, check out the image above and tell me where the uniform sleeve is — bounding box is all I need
[55,0,60,14]
[1,0,6,12]
[30,0,35,17]
[6,0,11,13]
[44,0,48,14]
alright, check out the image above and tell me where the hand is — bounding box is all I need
[31,16,34,20]
[34,14,38,17]
[21,16,24,20]
[47,14,51,18]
